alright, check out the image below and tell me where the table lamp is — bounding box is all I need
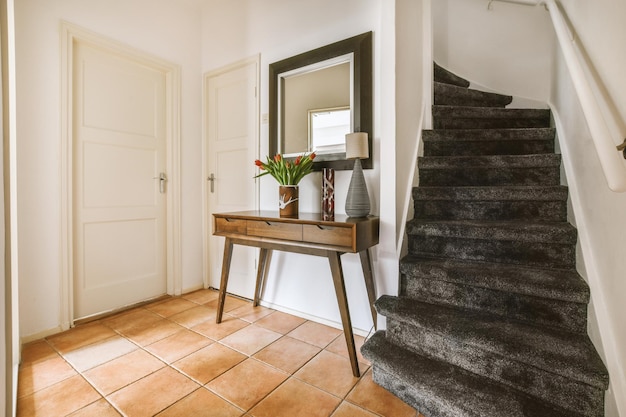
[345,132,370,217]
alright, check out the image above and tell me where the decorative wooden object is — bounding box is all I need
[322,168,335,220]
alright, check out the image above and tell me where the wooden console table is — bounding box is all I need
[213,210,379,377]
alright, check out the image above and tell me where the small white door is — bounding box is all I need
[73,41,167,318]
[205,59,258,298]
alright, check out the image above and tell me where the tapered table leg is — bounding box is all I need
[254,249,272,307]
[216,238,234,324]
[359,249,377,330]
[327,251,360,377]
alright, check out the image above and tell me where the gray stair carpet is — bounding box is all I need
[361,63,609,417]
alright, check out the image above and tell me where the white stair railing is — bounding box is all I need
[491,0,626,192]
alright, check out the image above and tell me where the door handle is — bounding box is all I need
[153,172,167,193]
[208,173,215,193]
[617,138,626,159]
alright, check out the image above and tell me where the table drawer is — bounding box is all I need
[214,217,247,235]
[303,224,353,248]
[247,220,302,241]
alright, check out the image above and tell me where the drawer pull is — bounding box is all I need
[225,218,234,222]
[316,225,336,231]
[265,221,272,226]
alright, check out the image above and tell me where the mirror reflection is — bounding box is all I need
[280,57,352,157]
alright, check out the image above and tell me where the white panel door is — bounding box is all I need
[73,41,167,319]
[206,60,258,298]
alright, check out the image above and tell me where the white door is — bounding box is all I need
[73,41,167,319]
[205,59,258,299]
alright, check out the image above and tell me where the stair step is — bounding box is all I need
[400,256,589,332]
[434,82,512,107]
[413,185,568,221]
[419,154,561,186]
[406,219,577,244]
[362,331,585,417]
[433,105,551,129]
[406,219,577,268]
[419,154,561,169]
[434,62,470,88]
[422,128,555,156]
[400,256,589,303]
[376,297,609,417]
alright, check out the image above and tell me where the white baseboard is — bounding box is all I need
[21,326,64,345]
[182,284,205,295]
[258,300,375,339]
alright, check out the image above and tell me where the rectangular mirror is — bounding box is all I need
[269,32,373,170]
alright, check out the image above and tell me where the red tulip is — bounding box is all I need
[253,152,315,185]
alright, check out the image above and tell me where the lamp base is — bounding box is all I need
[345,159,370,218]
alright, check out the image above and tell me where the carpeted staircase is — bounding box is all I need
[361,63,609,417]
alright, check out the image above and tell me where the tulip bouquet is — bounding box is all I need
[254,153,316,185]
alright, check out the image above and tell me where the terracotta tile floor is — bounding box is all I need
[17,289,423,417]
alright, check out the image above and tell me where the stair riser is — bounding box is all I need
[434,63,470,88]
[400,275,587,333]
[434,118,550,129]
[423,128,556,141]
[420,167,560,186]
[434,97,509,108]
[414,200,567,221]
[385,321,605,417]
[370,366,449,417]
[370,363,581,417]
[423,141,555,156]
[434,82,513,108]
[408,236,576,269]
[400,258,591,304]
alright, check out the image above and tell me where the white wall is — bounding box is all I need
[15,0,203,339]
[201,0,398,333]
[395,0,430,249]
[549,1,626,415]
[433,0,554,103]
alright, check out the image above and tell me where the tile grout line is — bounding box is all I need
[19,291,410,417]
[99,298,290,415]
[32,338,126,417]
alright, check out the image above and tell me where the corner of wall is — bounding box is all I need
[395,0,432,257]
[549,103,626,417]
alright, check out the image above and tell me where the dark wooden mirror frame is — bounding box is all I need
[269,31,373,170]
